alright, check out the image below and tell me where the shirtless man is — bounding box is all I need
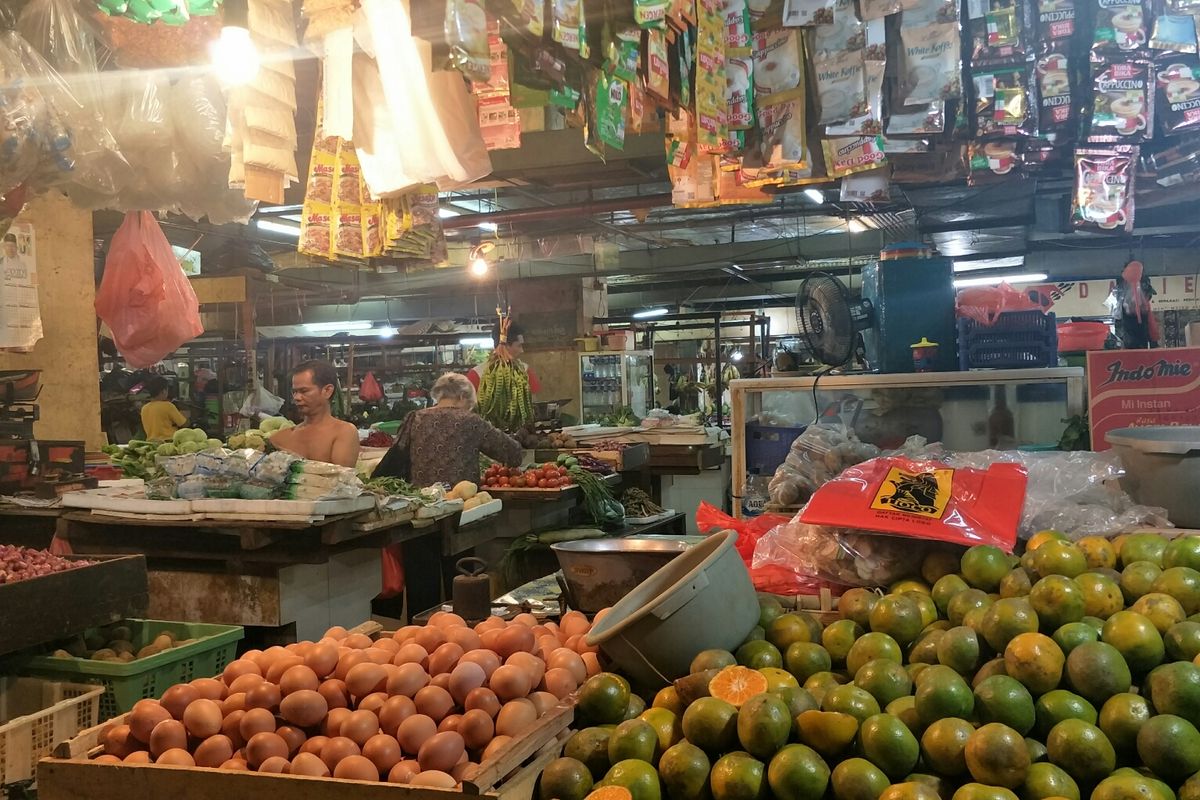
[269,360,360,467]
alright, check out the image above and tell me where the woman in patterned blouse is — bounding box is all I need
[374,372,521,487]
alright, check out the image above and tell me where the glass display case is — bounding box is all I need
[730,368,1087,516]
[579,351,653,422]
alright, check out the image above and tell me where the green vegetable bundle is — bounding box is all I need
[103,440,163,480]
[478,359,533,432]
[569,466,624,526]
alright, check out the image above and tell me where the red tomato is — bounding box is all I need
[543,462,556,472]
[516,478,527,488]
[525,473,538,484]
[558,467,570,478]
[510,467,521,478]
[537,479,548,489]
[547,478,560,488]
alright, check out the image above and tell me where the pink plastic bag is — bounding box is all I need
[956,282,1049,326]
[95,211,203,367]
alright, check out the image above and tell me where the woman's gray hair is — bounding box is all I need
[431,372,476,405]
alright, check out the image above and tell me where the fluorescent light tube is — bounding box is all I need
[255,219,300,237]
[954,272,1049,288]
[304,321,374,332]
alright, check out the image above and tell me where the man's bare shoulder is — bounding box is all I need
[331,418,359,436]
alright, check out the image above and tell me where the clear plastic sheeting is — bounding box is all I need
[16,0,130,205]
[938,448,1172,539]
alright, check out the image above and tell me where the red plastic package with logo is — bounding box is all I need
[799,455,1027,550]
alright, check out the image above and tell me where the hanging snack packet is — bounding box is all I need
[1156,61,1200,134]
[610,26,642,82]
[1036,0,1077,47]
[814,0,865,53]
[1072,146,1136,232]
[597,71,628,150]
[725,0,751,48]
[1036,52,1074,137]
[553,0,583,49]
[887,102,947,135]
[827,60,885,134]
[752,28,803,103]
[860,0,901,21]
[727,54,755,128]
[748,0,786,30]
[1150,15,1198,54]
[1088,60,1153,143]
[840,169,890,201]
[901,0,957,28]
[900,22,962,104]
[822,135,887,176]
[973,64,1037,138]
[646,29,671,101]
[783,0,836,26]
[967,138,1022,182]
[967,0,1032,63]
[636,0,671,27]
[445,0,490,82]
[697,0,728,152]
[815,49,866,125]
[1093,0,1149,56]
[752,91,807,175]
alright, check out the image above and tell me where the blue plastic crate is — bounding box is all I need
[958,311,1058,370]
[744,423,806,475]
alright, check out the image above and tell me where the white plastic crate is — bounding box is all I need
[0,677,103,786]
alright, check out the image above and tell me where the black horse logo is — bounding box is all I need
[879,470,942,514]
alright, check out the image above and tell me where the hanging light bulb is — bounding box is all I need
[210,1,260,87]
[468,241,496,278]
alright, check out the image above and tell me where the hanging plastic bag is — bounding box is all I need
[95,211,204,368]
[379,543,405,598]
[360,372,385,404]
[239,384,285,417]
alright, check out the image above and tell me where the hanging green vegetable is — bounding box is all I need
[477,310,533,432]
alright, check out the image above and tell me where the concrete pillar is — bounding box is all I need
[0,193,103,448]
[505,277,607,423]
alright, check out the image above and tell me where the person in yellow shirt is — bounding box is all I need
[140,377,187,441]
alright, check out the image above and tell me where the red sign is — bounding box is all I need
[1087,346,1200,449]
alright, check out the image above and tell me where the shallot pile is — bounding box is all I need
[0,545,93,585]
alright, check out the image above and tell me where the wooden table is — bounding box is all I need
[54,510,405,642]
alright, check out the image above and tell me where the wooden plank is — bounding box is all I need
[37,759,489,800]
[0,555,148,656]
[190,276,248,305]
[464,700,574,793]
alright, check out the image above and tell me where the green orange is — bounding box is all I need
[962,546,1011,592]
[658,742,711,800]
[964,722,1031,789]
[974,675,1036,735]
[767,744,830,800]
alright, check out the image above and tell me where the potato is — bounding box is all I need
[475,492,492,504]
[451,481,478,500]
[91,649,118,661]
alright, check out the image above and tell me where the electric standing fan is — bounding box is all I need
[795,272,875,368]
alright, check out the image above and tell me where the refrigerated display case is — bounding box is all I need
[579,351,653,422]
[730,368,1087,516]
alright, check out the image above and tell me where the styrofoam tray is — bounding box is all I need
[624,508,677,525]
[62,486,192,515]
[190,496,375,517]
[459,498,503,525]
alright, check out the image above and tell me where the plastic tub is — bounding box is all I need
[584,530,759,688]
[552,538,690,615]
[1106,426,1200,527]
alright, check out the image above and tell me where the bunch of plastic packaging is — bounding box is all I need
[938,448,1171,540]
[756,453,1028,589]
[767,423,880,507]
[0,30,81,202]
[283,460,364,501]
[753,517,933,587]
[17,0,131,207]
[94,68,253,222]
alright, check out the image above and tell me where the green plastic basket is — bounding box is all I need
[22,619,243,720]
